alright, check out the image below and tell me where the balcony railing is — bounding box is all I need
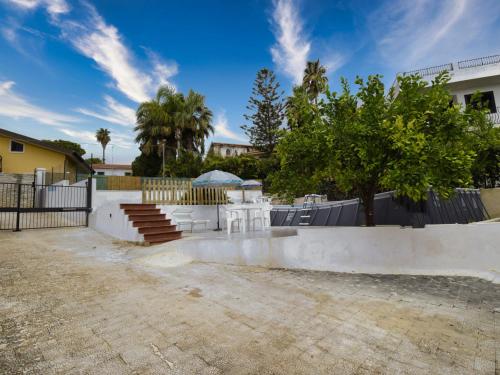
[400,54,500,78]
[402,63,453,77]
[457,55,500,69]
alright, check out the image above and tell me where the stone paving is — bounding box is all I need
[0,228,499,374]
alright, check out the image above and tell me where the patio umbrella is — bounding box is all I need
[192,170,243,187]
[241,180,262,203]
[192,170,243,230]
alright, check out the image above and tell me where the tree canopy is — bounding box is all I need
[133,86,213,176]
[95,128,111,163]
[242,68,285,153]
[271,72,497,226]
[43,139,86,156]
[302,59,328,104]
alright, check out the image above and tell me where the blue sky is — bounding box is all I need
[1,0,499,163]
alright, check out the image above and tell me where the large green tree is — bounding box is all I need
[43,139,86,156]
[135,86,177,162]
[134,86,213,176]
[272,72,493,226]
[242,68,285,153]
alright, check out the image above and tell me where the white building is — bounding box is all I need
[393,54,500,125]
[207,142,258,158]
[92,163,132,176]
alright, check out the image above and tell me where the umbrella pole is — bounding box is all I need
[214,202,222,231]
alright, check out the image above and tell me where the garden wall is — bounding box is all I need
[481,188,500,218]
[174,223,500,283]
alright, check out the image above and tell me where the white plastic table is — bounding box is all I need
[227,204,264,232]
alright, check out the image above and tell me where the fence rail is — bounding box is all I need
[457,54,500,69]
[142,179,229,205]
[402,63,453,77]
[0,180,91,230]
[95,175,142,190]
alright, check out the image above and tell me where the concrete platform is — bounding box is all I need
[0,227,499,374]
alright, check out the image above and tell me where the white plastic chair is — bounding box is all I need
[251,205,271,230]
[225,209,244,234]
[172,208,210,232]
[262,205,272,228]
[250,207,264,230]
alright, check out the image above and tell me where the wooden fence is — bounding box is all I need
[95,175,143,190]
[142,178,229,205]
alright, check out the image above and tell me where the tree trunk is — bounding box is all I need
[361,190,375,227]
[102,146,106,164]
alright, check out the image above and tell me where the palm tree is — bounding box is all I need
[181,90,213,154]
[302,59,328,104]
[135,86,214,177]
[95,128,111,164]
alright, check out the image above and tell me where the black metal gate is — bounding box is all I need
[0,178,92,231]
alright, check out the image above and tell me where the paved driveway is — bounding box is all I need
[0,228,499,374]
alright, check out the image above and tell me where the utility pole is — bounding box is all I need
[162,140,166,178]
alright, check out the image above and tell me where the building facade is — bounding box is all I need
[92,163,132,176]
[393,54,500,125]
[0,128,91,183]
[207,142,258,158]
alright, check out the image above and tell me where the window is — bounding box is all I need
[226,148,231,156]
[125,172,132,176]
[97,171,105,175]
[464,91,497,113]
[10,140,24,153]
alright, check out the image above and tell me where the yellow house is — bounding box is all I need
[0,128,92,183]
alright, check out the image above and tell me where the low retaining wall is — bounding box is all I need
[88,201,142,242]
[174,224,500,283]
[481,188,500,218]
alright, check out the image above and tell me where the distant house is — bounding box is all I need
[393,54,500,125]
[0,128,92,182]
[92,163,132,176]
[207,142,258,158]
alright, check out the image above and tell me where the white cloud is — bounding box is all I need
[270,0,311,84]
[3,0,178,103]
[369,0,500,70]
[5,0,69,15]
[54,3,176,103]
[0,80,80,126]
[213,111,247,143]
[59,128,134,149]
[76,96,136,127]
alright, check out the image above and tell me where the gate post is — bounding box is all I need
[14,183,21,232]
[86,177,92,227]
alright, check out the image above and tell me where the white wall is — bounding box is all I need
[94,168,132,176]
[88,201,142,242]
[159,204,226,230]
[174,224,500,283]
[227,189,262,204]
[449,82,500,108]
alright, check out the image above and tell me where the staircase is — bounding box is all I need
[120,204,182,245]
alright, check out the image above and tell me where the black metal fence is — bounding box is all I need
[457,55,500,69]
[0,179,91,231]
[271,189,489,228]
[402,63,453,77]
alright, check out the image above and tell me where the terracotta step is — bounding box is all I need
[120,203,156,209]
[138,224,177,234]
[124,208,160,215]
[132,219,172,227]
[128,213,165,221]
[144,231,182,244]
